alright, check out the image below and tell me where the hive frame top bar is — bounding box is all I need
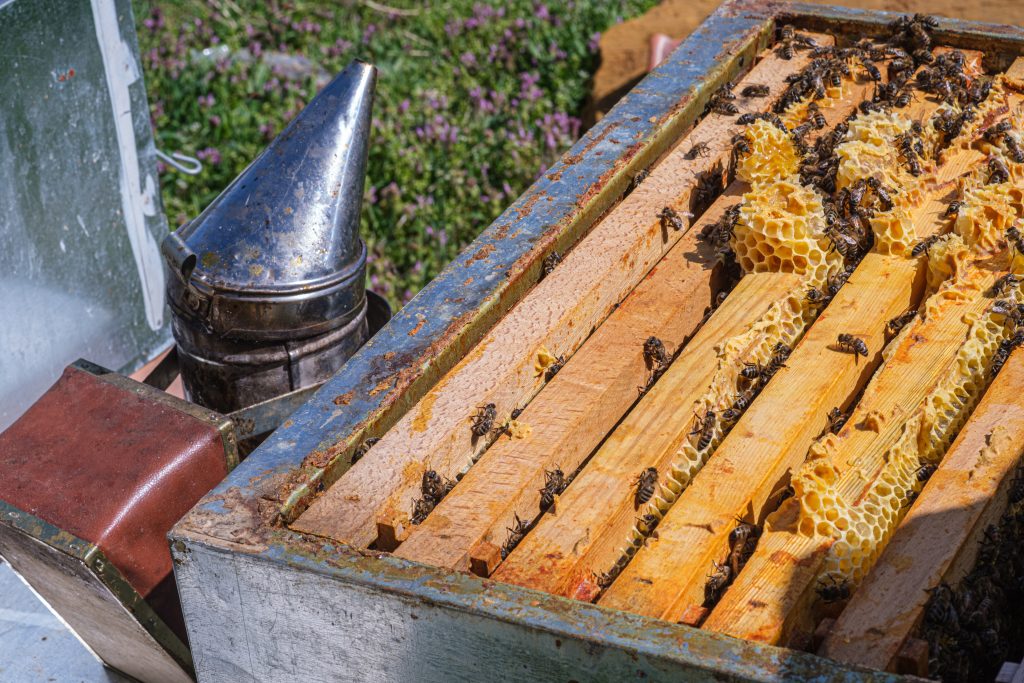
[171,4,1024,680]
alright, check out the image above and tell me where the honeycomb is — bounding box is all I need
[731,178,839,282]
[734,119,802,186]
[794,142,1024,588]
[835,111,928,255]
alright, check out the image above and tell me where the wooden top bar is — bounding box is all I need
[821,351,1024,671]
[391,191,729,570]
[292,38,830,548]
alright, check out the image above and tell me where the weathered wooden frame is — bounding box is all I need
[170,3,1024,681]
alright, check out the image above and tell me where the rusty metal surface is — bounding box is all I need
[171,3,1024,682]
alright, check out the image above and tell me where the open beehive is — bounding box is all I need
[171,5,1024,682]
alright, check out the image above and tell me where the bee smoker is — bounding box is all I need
[162,60,383,413]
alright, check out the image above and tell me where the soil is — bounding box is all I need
[589,0,1024,123]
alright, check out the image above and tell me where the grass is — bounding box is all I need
[133,0,658,308]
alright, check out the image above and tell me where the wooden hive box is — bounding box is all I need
[170,3,1024,681]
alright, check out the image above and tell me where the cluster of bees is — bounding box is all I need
[920,463,1024,680]
[704,521,761,606]
[411,469,457,524]
[989,271,1024,377]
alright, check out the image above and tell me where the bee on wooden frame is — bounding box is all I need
[685,141,711,160]
[886,309,918,336]
[471,403,497,437]
[545,355,566,381]
[539,467,567,511]
[690,409,717,450]
[500,513,531,559]
[352,437,380,464]
[741,84,770,98]
[703,560,732,606]
[836,333,868,356]
[826,406,848,434]
[634,467,659,508]
[658,206,686,232]
[541,251,562,278]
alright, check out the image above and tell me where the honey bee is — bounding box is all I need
[826,406,848,434]
[471,403,497,437]
[510,406,524,420]
[991,299,1024,324]
[741,84,770,98]
[703,560,732,606]
[596,570,615,589]
[1004,133,1024,163]
[1008,225,1024,257]
[541,251,562,278]
[627,168,649,195]
[860,57,882,82]
[421,469,455,501]
[944,200,963,218]
[887,309,918,335]
[826,226,862,261]
[827,269,851,298]
[765,342,791,377]
[685,141,711,160]
[352,436,380,464]
[916,463,938,482]
[806,286,829,304]
[988,156,1010,184]
[643,335,671,378]
[539,467,567,511]
[990,273,1022,296]
[912,234,940,257]
[637,513,660,534]
[816,573,852,603]
[709,98,740,115]
[411,497,436,524]
[545,355,566,381]
[690,409,717,450]
[777,41,795,60]
[1009,469,1024,504]
[634,467,659,507]
[658,206,685,232]
[779,24,795,41]
[731,135,752,171]
[897,132,922,176]
[807,101,827,130]
[500,513,531,559]
[740,361,764,382]
[867,177,894,210]
[728,521,759,575]
[983,121,1011,143]
[693,165,725,214]
[837,333,868,356]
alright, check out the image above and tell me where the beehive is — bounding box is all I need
[170,10,1024,682]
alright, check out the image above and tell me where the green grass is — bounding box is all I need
[134,0,657,308]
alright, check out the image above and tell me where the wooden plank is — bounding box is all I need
[597,146,985,622]
[291,40,830,548]
[597,252,922,619]
[595,51,988,621]
[488,62,879,599]
[702,265,1002,644]
[489,270,803,598]
[391,190,735,570]
[820,351,1024,672]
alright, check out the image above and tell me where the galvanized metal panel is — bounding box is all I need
[171,3,1024,682]
[173,539,899,683]
[0,0,170,431]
